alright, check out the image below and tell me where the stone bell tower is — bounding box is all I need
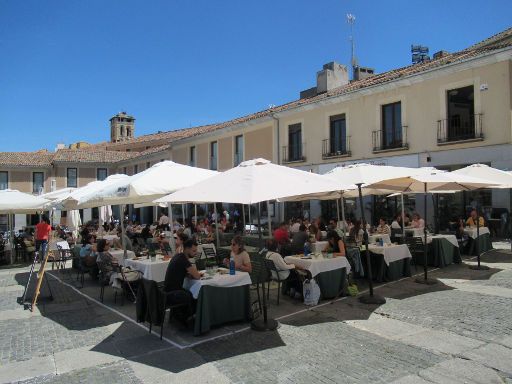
[110,112,135,143]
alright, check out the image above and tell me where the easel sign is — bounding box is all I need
[30,250,52,311]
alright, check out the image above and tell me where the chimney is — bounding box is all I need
[353,66,375,81]
[54,143,66,152]
[433,50,449,60]
[300,61,349,99]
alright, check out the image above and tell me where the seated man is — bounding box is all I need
[466,209,485,227]
[163,239,202,324]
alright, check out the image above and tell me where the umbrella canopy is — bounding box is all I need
[51,174,129,210]
[0,189,50,214]
[77,161,218,208]
[40,187,76,201]
[451,164,512,189]
[365,171,499,192]
[155,158,346,205]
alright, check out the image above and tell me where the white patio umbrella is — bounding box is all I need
[66,209,82,239]
[367,171,499,282]
[0,189,50,264]
[451,164,512,254]
[77,161,218,207]
[156,158,345,331]
[41,188,77,227]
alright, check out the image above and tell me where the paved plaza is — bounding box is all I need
[0,247,511,384]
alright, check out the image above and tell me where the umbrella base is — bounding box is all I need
[251,318,279,332]
[415,277,438,285]
[469,264,490,271]
[359,294,386,305]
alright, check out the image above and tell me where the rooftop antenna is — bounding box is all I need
[347,13,357,73]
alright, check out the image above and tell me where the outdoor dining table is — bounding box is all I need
[284,254,350,299]
[419,234,462,268]
[183,271,252,336]
[463,226,493,255]
[368,234,391,245]
[219,245,261,258]
[404,227,424,237]
[121,255,169,282]
[364,244,412,282]
[109,249,136,263]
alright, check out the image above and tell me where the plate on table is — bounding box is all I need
[217,267,229,274]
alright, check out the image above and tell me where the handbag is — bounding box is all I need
[303,278,321,306]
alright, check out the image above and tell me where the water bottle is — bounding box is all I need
[229,255,235,275]
[304,242,310,256]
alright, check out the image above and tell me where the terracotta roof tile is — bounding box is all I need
[52,149,135,163]
[0,151,54,167]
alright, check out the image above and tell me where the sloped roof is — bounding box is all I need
[469,27,512,49]
[0,151,54,167]
[52,149,135,163]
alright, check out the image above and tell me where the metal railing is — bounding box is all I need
[372,126,408,152]
[282,143,306,163]
[437,114,483,143]
[322,137,351,158]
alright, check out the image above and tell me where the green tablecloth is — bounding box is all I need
[364,252,411,282]
[194,285,251,336]
[314,267,347,299]
[415,238,462,268]
[466,233,493,256]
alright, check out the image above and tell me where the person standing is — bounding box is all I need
[35,215,52,262]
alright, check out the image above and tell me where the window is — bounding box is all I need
[329,114,347,154]
[97,168,107,181]
[32,172,44,194]
[67,168,77,188]
[381,102,402,149]
[288,123,302,161]
[210,141,218,170]
[189,146,196,167]
[0,172,8,190]
[123,167,127,174]
[447,85,476,141]
[120,126,125,136]
[134,164,138,174]
[234,135,243,166]
[146,162,151,169]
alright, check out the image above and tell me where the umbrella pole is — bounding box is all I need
[469,207,489,270]
[336,199,340,222]
[357,184,386,305]
[267,201,271,239]
[8,213,13,265]
[248,205,252,233]
[251,202,278,332]
[169,204,174,231]
[194,204,197,228]
[120,205,127,259]
[341,196,346,237]
[415,184,437,284]
[401,193,406,241]
[181,204,185,223]
[214,204,219,250]
[242,204,246,235]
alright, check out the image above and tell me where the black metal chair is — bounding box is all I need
[249,254,270,317]
[263,258,287,305]
[405,236,424,270]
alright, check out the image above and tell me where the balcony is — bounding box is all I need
[372,126,408,153]
[437,114,483,144]
[282,143,306,163]
[322,137,351,159]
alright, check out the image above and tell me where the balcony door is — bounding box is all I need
[330,114,346,154]
[288,124,302,161]
[447,85,475,141]
[382,102,402,149]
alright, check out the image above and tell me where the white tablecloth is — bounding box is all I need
[367,244,412,266]
[183,271,252,299]
[311,241,328,253]
[422,234,459,248]
[284,255,351,277]
[110,249,136,262]
[101,234,119,241]
[463,227,490,239]
[368,234,391,244]
[122,256,169,282]
[404,227,424,237]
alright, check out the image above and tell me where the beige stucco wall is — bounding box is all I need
[278,59,512,167]
[172,147,188,165]
[196,143,209,169]
[245,126,273,161]
[218,137,232,171]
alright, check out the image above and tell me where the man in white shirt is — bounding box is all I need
[158,212,170,230]
[290,219,301,233]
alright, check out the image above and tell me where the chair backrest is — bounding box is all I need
[56,241,70,250]
[405,236,424,253]
[201,243,217,259]
[141,278,165,325]
[249,254,269,284]
[263,257,278,273]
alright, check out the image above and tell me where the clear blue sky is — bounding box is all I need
[0,0,510,152]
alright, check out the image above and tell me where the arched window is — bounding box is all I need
[120,125,125,136]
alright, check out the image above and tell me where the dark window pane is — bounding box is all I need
[33,172,44,193]
[0,172,7,190]
[67,168,77,188]
[330,115,346,154]
[447,85,475,140]
[288,124,302,161]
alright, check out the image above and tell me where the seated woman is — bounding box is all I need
[79,234,97,267]
[411,213,425,228]
[308,224,321,242]
[265,239,303,298]
[391,214,402,229]
[95,239,118,281]
[323,230,346,256]
[223,235,252,272]
[376,218,390,235]
[466,209,485,227]
[348,221,364,245]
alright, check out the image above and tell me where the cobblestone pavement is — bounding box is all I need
[0,248,511,384]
